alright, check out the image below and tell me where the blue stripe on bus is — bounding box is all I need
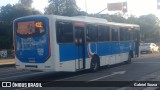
[59,42,135,62]
[59,44,77,61]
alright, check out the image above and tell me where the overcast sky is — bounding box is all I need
[0,0,160,17]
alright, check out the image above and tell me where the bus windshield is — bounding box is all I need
[16,21,45,38]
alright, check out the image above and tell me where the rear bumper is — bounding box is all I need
[16,64,56,72]
[15,56,58,72]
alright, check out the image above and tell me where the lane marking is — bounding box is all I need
[133,62,160,64]
[0,71,45,80]
[15,87,30,90]
[14,72,93,90]
[56,73,90,81]
[0,70,20,73]
[0,68,17,73]
[88,71,126,82]
[143,87,158,90]
[0,67,15,71]
[0,70,30,77]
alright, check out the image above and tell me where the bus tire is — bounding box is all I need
[90,55,100,72]
[125,54,131,64]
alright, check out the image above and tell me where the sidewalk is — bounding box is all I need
[0,59,15,67]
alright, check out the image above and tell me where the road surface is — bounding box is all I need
[0,53,160,90]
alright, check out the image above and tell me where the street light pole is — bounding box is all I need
[85,0,88,16]
[97,7,108,14]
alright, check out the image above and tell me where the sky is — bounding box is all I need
[0,0,160,17]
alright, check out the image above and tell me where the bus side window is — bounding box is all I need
[126,29,131,41]
[120,28,126,41]
[129,30,133,41]
[111,28,119,41]
[98,25,110,42]
[56,21,73,43]
[129,29,134,41]
[120,27,131,41]
[86,24,98,42]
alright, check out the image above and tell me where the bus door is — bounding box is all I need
[110,27,120,64]
[74,23,85,70]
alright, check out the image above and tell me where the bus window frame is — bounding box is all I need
[110,26,120,42]
[73,21,86,44]
[119,27,136,42]
[86,23,98,43]
[56,20,74,44]
[97,24,110,42]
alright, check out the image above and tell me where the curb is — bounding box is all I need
[0,64,15,68]
[0,59,15,68]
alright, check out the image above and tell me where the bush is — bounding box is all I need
[0,49,14,59]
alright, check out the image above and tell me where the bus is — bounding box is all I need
[13,15,140,72]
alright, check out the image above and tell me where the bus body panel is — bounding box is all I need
[15,16,59,72]
[58,41,133,71]
[58,42,133,62]
[14,16,50,63]
[14,15,140,72]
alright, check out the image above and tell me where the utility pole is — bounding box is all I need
[55,0,59,15]
[85,0,88,16]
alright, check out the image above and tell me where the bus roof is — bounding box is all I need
[14,15,140,30]
[107,22,140,29]
[55,15,108,24]
[54,15,139,29]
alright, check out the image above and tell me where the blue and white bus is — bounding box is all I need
[13,15,140,72]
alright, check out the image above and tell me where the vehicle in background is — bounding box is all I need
[140,43,159,53]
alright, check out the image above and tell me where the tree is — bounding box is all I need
[89,13,160,42]
[78,11,88,16]
[0,3,41,49]
[138,14,160,41]
[126,15,139,24]
[44,0,80,16]
[18,0,33,8]
[109,13,127,23]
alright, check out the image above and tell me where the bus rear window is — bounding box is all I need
[16,21,45,37]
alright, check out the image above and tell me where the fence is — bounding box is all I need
[0,49,14,59]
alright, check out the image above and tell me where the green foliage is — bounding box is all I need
[44,0,80,16]
[0,0,160,50]
[89,13,160,42]
[78,11,88,16]
[88,13,126,23]
[0,2,41,49]
[138,14,160,41]
[19,0,33,8]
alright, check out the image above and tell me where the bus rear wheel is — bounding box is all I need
[90,55,100,72]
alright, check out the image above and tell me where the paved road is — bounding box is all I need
[0,53,160,90]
